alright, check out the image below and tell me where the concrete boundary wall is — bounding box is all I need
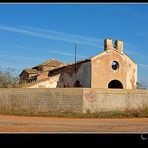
[83,89,148,113]
[0,88,83,114]
[0,88,148,115]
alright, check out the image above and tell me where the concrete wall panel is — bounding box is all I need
[0,88,147,115]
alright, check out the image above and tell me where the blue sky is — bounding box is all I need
[0,3,148,88]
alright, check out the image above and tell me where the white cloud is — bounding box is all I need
[138,64,148,68]
[46,49,87,58]
[0,43,30,49]
[0,54,43,61]
[0,24,102,47]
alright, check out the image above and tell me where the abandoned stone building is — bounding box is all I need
[19,38,138,89]
[19,59,65,83]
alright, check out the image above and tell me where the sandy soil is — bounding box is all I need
[0,115,147,133]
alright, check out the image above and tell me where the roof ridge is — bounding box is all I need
[32,59,65,68]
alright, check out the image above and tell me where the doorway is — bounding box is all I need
[108,80,123,89]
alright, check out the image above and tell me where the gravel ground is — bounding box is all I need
[0,115,147,133]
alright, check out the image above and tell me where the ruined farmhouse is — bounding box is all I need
[19,38,138,89]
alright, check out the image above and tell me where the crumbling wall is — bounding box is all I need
[28,74,61,88]
[37,71,49,81]
[56,61,91,88]
[19,71,29,82]
[125,57,137,89]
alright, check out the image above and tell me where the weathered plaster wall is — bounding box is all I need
[28,74,61,88]
[76,61,91,87]
[0,88,147,115]
[91,51,137,89]
[91,51,125,88]
[125,56,137,89]
[29,61,91,88]
[57,61,91,87]
[83,88,148,113]
[0,88,83,114]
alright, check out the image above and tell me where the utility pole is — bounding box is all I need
[75,43,77,73]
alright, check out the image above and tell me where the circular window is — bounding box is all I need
[112,61,119,70]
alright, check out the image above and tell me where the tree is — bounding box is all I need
[0,66,20,88]
[136,82,146,89]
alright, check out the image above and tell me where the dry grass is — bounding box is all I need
[0,107,148,118]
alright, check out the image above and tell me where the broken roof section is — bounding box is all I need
[47,57,91,74]
[19,68,38,77]
[24,68,38,74]
[32,59,66,69]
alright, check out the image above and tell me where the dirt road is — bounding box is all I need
[0,115,147,132]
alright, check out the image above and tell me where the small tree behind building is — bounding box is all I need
[0,66,20,88]
[136,82,146,89]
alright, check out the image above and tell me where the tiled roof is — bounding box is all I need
[32,59,65,68]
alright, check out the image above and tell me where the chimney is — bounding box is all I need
[114,40,123,53]
[104,38,113,51]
